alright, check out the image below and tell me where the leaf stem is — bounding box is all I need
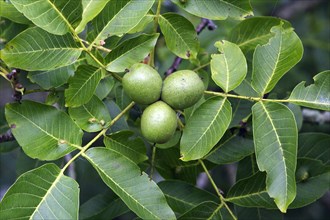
[149,144,157,180]
[149,0,163,67]
[204,90,291,103]
[199,159,237,220]
[62,101,135,173]
[81,39,112,53]
[193,61,210,72]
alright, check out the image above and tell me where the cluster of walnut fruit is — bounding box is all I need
[122,63,204,143]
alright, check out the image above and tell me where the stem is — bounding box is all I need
[149,0,163,67]
[81,39,112,53]
[61,101,135,173]
[193,61,210,72]
[149,144,157,180]
[204,90,291,103]
[199,160,237,220]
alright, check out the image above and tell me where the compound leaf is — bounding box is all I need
[5,100,82,160]
[0,163,79,220]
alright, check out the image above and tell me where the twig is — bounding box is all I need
[64,154,76,179]
[149,144,157,180]
[274,0,324,19]
[165,18,217,76]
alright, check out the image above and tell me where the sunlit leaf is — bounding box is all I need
[106,34,159,72]
[65,65,103,107]
[170,0,253,20]
[0,27,83,71]
[84,147,176,220]
[10,0,82,35]
[288,71,330,111]
[251,25,303,96]
[229,16,292,52]
[211,40,247,92]
[252,102,297,212]
[159,13,199,59]
[0,1,32,24]
[180,97,232,161]
[0,164,79,219]
[90,0,154,46]
[5,100,82,160]
[75,0,111,33]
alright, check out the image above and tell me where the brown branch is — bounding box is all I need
[0,129,14,143]
[165,18,217,76]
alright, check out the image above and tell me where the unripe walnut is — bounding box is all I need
[122,63,162,105]
[161,70,204,109]
[141,101,177,144]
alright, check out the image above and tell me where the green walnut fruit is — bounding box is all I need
[122,63,162,105]
[161,70,204,109]
[141,101,177,143]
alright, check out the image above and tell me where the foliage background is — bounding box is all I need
[0,0,329,219]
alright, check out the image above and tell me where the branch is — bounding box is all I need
[274,0,324,19]
[165,18,217,76]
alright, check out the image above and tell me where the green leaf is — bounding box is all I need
[94,77,115,100]
[0,163,79,219]
[28,64,75,89]
[65,65,103,107]
[229,16,292,52]
[128,14,154,34]
[229,99,253,128]
[170,0,253,20]
[115,85,132,110]
[252,102,298,212]
[0,27,83,71]
[106,34,159,72]
[288,71,330,111]
[90,0,154,46]
[5,100,82,160]
[251,25,303,96]
[79,191,129,220]
[180,97,232,161]
[158,180,218,215]
[104,130,148,164]
[206,134,254,164]
[298,133,330,165]
[156,131,181,149]
[227,172,276,209]
[290,158,330,208]
[228,159,330,209]
[84,147,176,220]
[159,13,199,59]
[155,148,203,185]
[68,95,111,132]
[178,201,222,220]
[0,1,32,24]
[75,0,111,33]
[104,100,129,133]
[211,40,247,92]
[10,0,82,35]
